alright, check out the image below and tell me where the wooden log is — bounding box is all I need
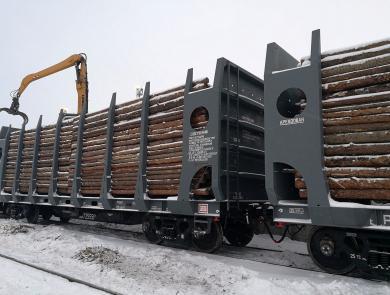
[84,155,182,172]
[324,130,390,145]
[326,167,390,178]
[148,189,177,196]
[110,176,137,182]
[148,149,181,159]
[149,126,183,136]
[110,167,138,174]
[146,165,181,173]
[147,137,182,147]
[323,104,390,119]
[321,39,390,59]
[323,72,390,94]
[321,53,390,78]
[147,156,182,166]
[110,189,135,195]
[146,173,181,180]
[325,155,390,167]
[111,162,138,170]
[149,110,183,125]
[80,189,101,195]
[324,83,390,101]
[147,151,181,161]
[148,130,182,142]
[81,180,106,187]
[148,184,178,190]
[295,177,390,190]
[115,110,142,122]
[298,189,381,200]
[192,188,211,196]
[325,122,390,134]
[149,90,185,107]
[330,189,390,200]
[147,179,180,185]
[115,102,142,117]
[322,64,390,84]
[148,141,182,151]
[111,172,137,178]
[81,153,106,163]
[149,119,183,132]
[321,45,390,68]
[322,91,390,109]
[148,81,207,105]
[111,126,140,138]
[324,143,390,156]
[83,126,107,139]
[149,98,183,115]
[111,155,139,164]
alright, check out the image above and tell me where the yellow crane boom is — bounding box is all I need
[0,53,88,125]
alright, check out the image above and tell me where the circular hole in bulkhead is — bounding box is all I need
[190,106,209,129]
[277,88,306,118]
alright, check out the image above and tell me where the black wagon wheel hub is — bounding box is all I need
[319,238,335,257]
[308,227,355,275]
[224,220,254,247]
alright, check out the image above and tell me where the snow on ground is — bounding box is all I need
[0,219,389,295]
[0,257,106,295]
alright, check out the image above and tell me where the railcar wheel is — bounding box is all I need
[4,205,11,218]
[60,216,71,223]
[308,226,355,275]
[224,221,254,247]
[142,215,162,245]
[7,204,23,219]
[192,222,223,253]
[25,205,39,224]
[41,211,52,221]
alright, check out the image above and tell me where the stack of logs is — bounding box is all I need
[19,129,35,193]
[3,130,20,193]
[36,124,56,194]
[58,116,76,195]
[2,78,210,199]
[145,81,209,196]
[297,39,390,201]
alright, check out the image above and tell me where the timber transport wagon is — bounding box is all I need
[0,57,266,251]
[265,30,390,276]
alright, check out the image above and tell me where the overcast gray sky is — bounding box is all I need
[1,0,390,127]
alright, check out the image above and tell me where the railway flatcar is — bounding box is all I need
[1,30,390,279]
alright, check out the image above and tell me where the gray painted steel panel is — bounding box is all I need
[264,30,390,231]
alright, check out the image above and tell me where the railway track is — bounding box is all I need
[51,219,388,281]
[0,213,317,271]
[0,216,385,282]
[48,218,320,272]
